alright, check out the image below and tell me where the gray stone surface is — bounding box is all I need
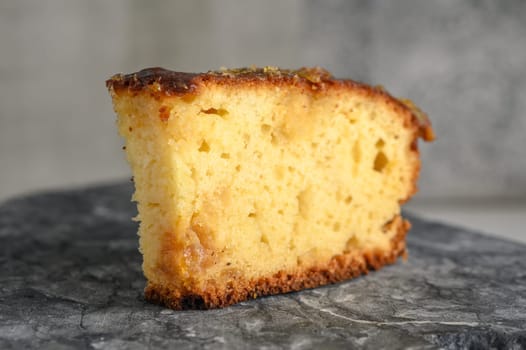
[1,182,525,349]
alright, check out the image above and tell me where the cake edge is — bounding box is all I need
[144,216,410,310]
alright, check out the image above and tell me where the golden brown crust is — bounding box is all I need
[106,66,434,142]
[144,216,410,310]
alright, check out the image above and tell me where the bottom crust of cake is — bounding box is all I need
[144,218,410,310]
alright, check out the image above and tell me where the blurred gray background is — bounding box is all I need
[1,1,524,240]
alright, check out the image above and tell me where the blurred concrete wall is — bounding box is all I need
[1,0,525,201]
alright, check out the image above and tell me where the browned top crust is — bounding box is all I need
[106,66,434,141]
[106,66,333,95]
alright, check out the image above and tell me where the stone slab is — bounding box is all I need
[0,183,525,349]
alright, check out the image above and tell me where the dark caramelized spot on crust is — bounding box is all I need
[107,67,199,95]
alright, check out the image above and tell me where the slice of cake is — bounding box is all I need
[106,67,434,310]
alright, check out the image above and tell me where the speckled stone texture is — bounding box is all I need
[1,183,525,349]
